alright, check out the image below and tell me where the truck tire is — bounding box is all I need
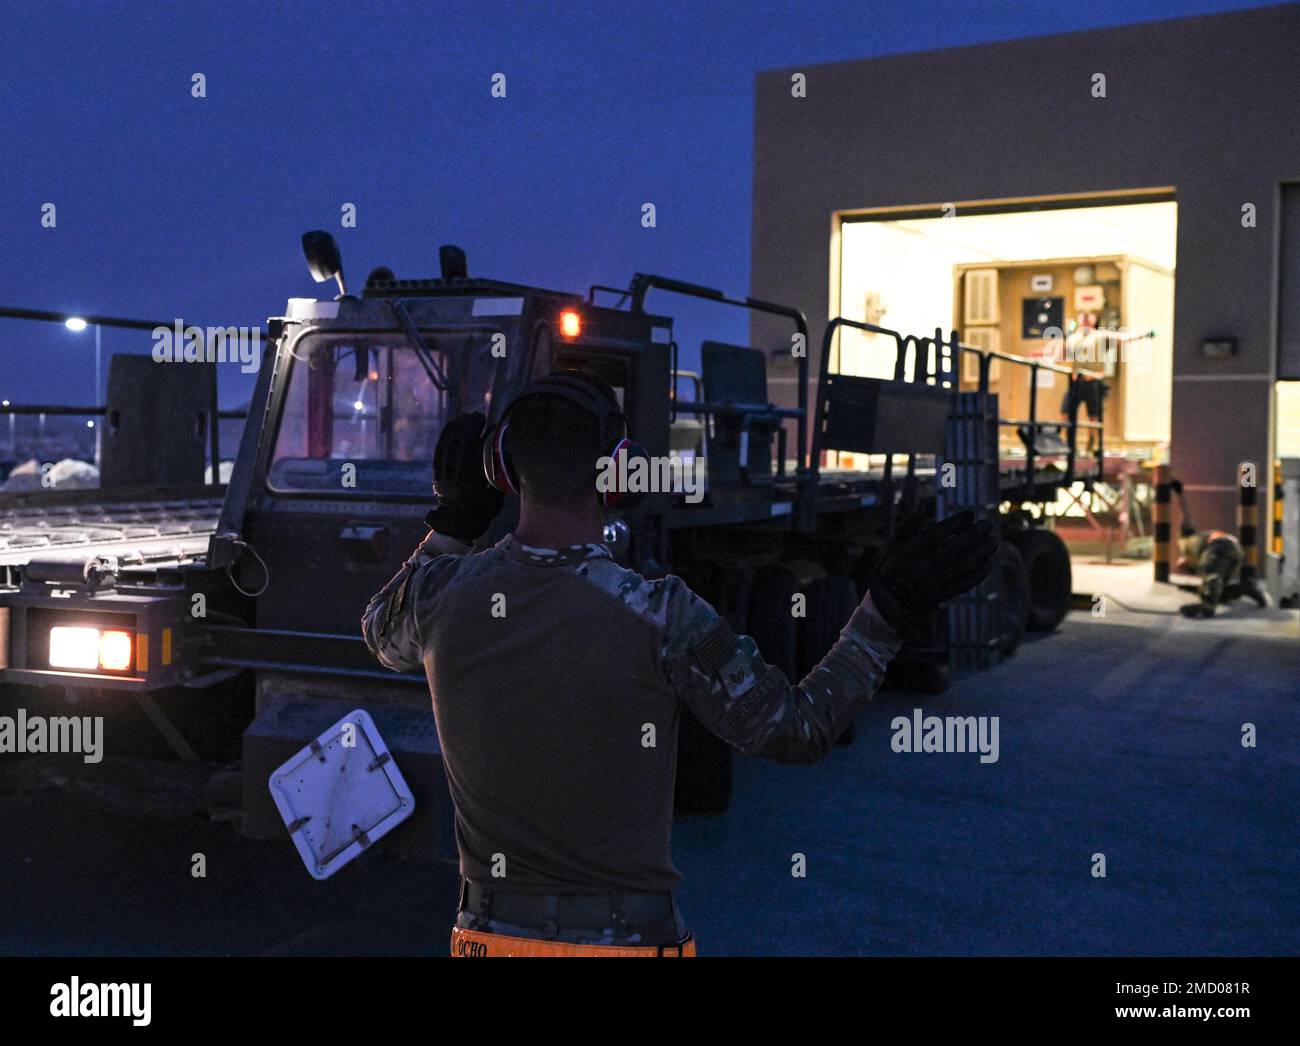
[674,706,732,814]
[917,661,951,694]
[888,659,952,694]
[996,542,1029,656]
[1005,527,1072,632]
[800,574,861,745]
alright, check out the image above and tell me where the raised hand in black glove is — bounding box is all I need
[423,411,504,543]
[869,508,998,641]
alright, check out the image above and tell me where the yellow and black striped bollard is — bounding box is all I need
[1153,464,1171,582]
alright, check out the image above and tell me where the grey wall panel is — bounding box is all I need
[1279,182,1300,380]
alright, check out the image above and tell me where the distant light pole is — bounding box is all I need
[65,316,101,464]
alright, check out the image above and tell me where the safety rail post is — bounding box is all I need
[1065,373,1080,486]
[1025,361,1039,503]
[934,327,950,387]
[1153,464,1172,582]
[627,273,811,524]
[810,317,839,478]
[1094,385,1105,487]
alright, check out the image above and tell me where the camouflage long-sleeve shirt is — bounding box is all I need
[363,532,901,893]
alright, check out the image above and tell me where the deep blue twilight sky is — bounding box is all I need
[0,0,1270,409]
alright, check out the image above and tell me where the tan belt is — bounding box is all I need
[451,926,696,957]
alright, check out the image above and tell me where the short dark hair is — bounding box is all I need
[506,392,603,508]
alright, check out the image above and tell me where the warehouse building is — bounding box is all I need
[750,3,1300,592]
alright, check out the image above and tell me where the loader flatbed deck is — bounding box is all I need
[0,492,221,569]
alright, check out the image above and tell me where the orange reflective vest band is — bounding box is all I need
[451,926,696,957]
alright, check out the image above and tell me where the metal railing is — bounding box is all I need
[961,341,1104,500]
[624,273,812,487]
[816,318,1105,502]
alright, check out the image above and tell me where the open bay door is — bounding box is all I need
[1119,259,1174,443]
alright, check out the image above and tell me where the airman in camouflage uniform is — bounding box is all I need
[363,527,901,946]
[362,381,994,951]
[365,531,903,767]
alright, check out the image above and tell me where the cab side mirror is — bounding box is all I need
[302,230,347,297]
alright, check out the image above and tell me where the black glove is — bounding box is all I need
[869,508,998,640]
[423,411,504,542]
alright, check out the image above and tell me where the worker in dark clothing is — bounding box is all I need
[1059,374,1109,454]
[362,370,996,956]
[1171,479,1267,618]
[1060,374,1109,422]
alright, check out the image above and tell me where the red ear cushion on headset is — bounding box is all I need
[482,420,519,495]
[601,438,651,509]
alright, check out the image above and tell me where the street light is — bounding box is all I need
[64,316,102,465]
[0,306,217,470]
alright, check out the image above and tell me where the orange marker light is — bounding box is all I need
[558,310,582,339]
[99,630,133,672]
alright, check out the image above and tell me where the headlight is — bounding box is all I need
[49,626,133,672]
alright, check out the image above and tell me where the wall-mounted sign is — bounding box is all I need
[1201,337,1237,358]
[1030,273,1054,293]
[1022,296,1064,339]
[1074,284,1105,311]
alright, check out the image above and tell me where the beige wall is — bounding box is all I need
[751,4,1300,532]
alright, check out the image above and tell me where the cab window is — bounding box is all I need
[268,332,502,495]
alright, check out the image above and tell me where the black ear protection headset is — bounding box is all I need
[482,370,649,509]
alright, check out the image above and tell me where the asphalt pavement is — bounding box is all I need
[0,613,1295,956]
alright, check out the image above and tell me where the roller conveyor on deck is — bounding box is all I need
[0,496,223,568]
